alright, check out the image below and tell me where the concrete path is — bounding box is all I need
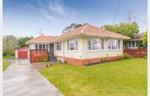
[3,59,63,96]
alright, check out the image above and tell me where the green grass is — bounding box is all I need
[40,58,147,96]
[3,60,9,71]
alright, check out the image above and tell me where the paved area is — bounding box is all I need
[3,59,63,96]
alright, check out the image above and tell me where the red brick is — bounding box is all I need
[57,56,123,66]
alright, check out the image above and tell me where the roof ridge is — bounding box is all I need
[61,25,84,35]
[80,24,87,34]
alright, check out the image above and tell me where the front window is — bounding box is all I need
[128,41,131,47]
[132,41,135,47]
[55,42,61,50]
[36,44,48,50]
[128,40,140,48]
[46,45,48,50]
[67,39,78,50]
[88,38,104,50]
[108,39,120,49]
[35,44,38,50]
[39,44,42,50]
[43,45,45,50]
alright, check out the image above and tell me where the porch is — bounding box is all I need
[29,43,57,63]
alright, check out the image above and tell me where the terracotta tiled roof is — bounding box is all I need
[26,35,57,44]
[54,24,130,42]
[26,24,130,44]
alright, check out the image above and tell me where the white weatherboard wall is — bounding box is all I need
[29,44,35,50]
[54,38,81,59]
[54,37,124,60]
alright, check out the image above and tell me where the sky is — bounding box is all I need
[3,0,147,37]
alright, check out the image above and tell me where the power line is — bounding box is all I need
[112,0,121,25]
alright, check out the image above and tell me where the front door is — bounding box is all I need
[49,43,57,62]
[49,43,54,56]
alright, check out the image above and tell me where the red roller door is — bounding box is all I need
[17,48,28,59]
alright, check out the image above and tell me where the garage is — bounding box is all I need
[15,48,28,59]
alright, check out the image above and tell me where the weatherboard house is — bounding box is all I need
[25,24,130,65]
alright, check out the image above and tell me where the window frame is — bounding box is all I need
[39,44,42,50]
[87,38,104,50]
[128,40,139,48]
[67,39,78,50]
[108,39,120,50]
[36,44,48,51]
[55,42,61,51]
[35,44,38,50]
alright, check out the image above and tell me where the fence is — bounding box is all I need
[30,50,49,63]
[124,48,147,57]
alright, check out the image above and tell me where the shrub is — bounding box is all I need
[41,55,48,62]
[3,54,15,59]
[100,58,108,63]
[57,60,62,64]
[122,52,132,59]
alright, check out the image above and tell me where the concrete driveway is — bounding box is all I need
[3,59,63,96]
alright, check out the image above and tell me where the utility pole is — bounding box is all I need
[127,11,135,23]
[39,29,43,35]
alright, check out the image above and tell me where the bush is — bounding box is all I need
[122,53,133,59]
[100,58,108,63]
[3,54,15,59]
[57,60,62,64]
[41,55,48,62]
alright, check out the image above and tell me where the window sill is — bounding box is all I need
[55,50,62,51]
[67,50,80,52]
[107,49,121,51]
[84,50,105,52]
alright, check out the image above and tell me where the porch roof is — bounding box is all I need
[26,35,57,44]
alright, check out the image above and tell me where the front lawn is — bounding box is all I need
[40,58,147,96]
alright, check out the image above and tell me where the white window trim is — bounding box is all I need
[87,38,104,51]
[67,39,78,51]
[108,39,120,50]
[128,40,139,48]
[55,42,61,51]
[35,44,48,50]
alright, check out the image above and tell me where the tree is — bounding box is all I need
[3,35,18,56]
[18,36,33,48]
[102,22,139,38]
[63,23,83,33]
[143,32,147,47]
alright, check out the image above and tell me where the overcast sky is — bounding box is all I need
[3,0,147,37]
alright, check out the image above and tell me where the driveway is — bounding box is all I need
[3,59,63,96]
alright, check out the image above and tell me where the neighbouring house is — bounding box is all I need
[123,32,147,57]
[26,24,130,65]
[125,32,145,49]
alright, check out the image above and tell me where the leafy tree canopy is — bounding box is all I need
[3,35,18,56]
[63,23,83,33]
[3,35,33,56]
[18,36,33,48]
[102,22,139,38]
